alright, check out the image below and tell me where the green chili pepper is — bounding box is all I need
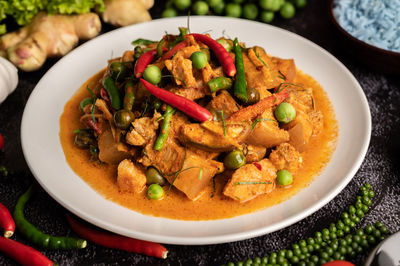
[123,81,135,111]
[157,38,166,57]
[134,46,144,61]
[208,77,233,93]
[131,38,156,46]
[233,38,248,103]
[154,105,175,151]
[102,77,121,110]
[14,185,87,249]
[168,27,188,49]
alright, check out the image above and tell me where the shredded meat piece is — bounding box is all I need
[269,143,302,173]
[125,112,161,146]
[223,158,276,202]
[117,159,146,193]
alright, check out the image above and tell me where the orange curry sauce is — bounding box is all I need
[60,70,338,220]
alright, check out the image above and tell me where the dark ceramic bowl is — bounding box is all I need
[328,0,400,75]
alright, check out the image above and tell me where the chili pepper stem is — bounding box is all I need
[0,202,15,238]
[4,230,13,238]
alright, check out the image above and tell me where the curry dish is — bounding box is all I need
[60,29,338,220]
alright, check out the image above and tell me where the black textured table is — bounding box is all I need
[1,1,400,265]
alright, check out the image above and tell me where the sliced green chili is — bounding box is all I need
[123,81,135,111]
[208,77,233,93]
[102,77,121,110]
[154,105,175,151]
[233,38,248,103]
[14,185,87,249]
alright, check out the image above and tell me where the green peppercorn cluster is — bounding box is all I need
[222,183,389,266]
[162,0,307,23]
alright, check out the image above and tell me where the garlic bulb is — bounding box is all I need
[0,57,18,104]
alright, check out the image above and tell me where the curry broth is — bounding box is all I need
[59,70,338,220]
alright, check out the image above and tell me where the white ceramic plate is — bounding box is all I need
[21,17,370,245]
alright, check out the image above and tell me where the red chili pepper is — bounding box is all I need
[161,40,188,60]
[253,162,262,171]
[0,203,14,238]
[83,118,102,135]
[140,78,212,122]
[134,48,167,78]
[228,89,289,122]
[100,88,113,109]
[0,133,4,150]
[0,237,54,266]
[322,261,355,266]
[66,215,168,259]
[188,33,236,77]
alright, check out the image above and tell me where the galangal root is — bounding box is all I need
[0,12,101,72]
[101,0,154,27]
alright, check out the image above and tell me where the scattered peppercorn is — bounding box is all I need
[222,183,389,266]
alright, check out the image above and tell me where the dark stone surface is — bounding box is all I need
[0,1,399,265]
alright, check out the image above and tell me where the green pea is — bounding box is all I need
[74,130,96,149]
[260,10,274,23]
[213,2,225,14]
[146,167,167,186]
[114,110,135,130]
[143,65,162,85]
[217,39,233,52]
[193,1,209,15]
[109,61,127,81]
[224,150,246,169]
[190,51,208,69]
[276,169,293,186]
[290,256,299,264]
[207,0,222,7]
[174,0,191,10]
[259,0,282,11]
[243,3,258,20]
[162,8,178,18]
[295,0,307,8]
[79,97,93,111]
[232,0,244,3]
[274,102,296,123]
[147,184,164,200]
[245,87,260,105]
[280,2,296,19]
[226,3,242,17]
[152,98,162,110]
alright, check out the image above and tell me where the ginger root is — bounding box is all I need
[101,0,154,27]
[0,12,101,72]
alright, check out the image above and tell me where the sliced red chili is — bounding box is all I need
[0,133,4,150]
[140,79,212,122]
[161,40,188,60]
[66,215,168,259]
[100,88,112,108]
[188,33,236,77]
[0,237,54,266]
[134,48,167,78]
[0,203,14,238]
[253,162,262,171]
[83,118,102,135]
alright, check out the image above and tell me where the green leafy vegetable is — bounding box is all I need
[234,181,272,185]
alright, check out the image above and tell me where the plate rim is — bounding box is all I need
[21,16,371,245]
